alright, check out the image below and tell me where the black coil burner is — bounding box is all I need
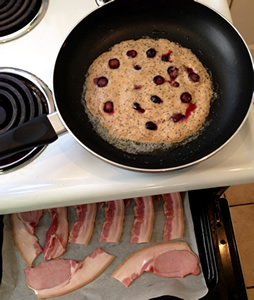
[0,69,53,172]
[0,0,48,41]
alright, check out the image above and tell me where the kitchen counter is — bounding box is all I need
[0,0,253,214]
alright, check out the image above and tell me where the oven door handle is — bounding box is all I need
[0,113,66,160]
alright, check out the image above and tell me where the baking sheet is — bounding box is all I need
[0,193,208,300]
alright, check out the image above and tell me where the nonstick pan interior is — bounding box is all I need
[53,0,254,171]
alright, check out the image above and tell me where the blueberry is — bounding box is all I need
[153,75,165,85]
[180,92,192,103]
[108,58,120,69]
[171,81,180,87]
[188,72,200,82]
[151,95,163,104]
[134,65,142,70]
[96,76,108,87]
[133,102,145,113]
[145,121,157,130]
[127,50,137,58]
[133,102,141,110]
[103,101,114,113]
[146,48,156,58]
[167,66,179,79]
[161,50,172,62]
[171,113,185,122]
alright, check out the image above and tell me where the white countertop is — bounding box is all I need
[0,0,253,214]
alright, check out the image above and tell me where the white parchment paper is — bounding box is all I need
[0,193,208,300]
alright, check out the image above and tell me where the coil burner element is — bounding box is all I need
[0,0,48,43]
[0,68,54,173]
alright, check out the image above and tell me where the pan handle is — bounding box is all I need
[0,113,65,160]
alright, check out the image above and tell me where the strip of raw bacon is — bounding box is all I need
[99,199,125,243]
[43,207,68,261]
[130,196,154,244]
[112,241,200,287]
[162,193,184,241]
[69,203,97,245]
[25,248,115,298]
[11,210,44,266]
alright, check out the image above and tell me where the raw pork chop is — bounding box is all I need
[112,241,200,287]
[25,247,114,298]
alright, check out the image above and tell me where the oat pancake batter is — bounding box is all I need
[82,38,213,154]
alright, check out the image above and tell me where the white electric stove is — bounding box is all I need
[0,0,253,214]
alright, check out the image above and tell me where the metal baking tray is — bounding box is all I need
[0,189,247,300]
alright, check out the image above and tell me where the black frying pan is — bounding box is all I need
[0,0,253,172]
